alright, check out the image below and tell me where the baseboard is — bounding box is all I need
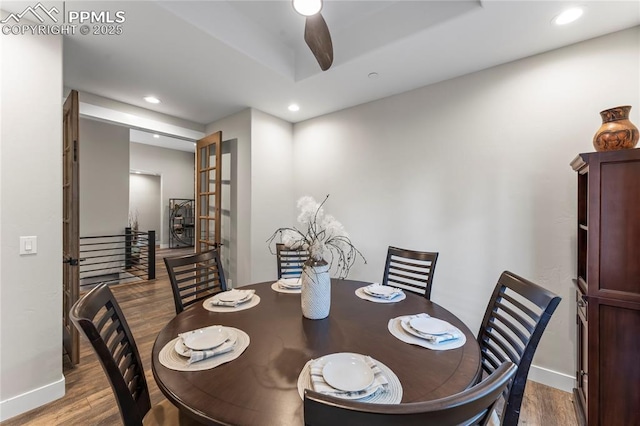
[528,364,574,393]
[0,376,65,422]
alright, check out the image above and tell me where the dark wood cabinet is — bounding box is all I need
[571,149,640,426]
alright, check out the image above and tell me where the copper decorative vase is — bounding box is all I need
[593,105,639,152]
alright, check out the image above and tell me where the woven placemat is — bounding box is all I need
[388,316,466,351]
[203,295,261,313]
[271,282,301,294]
[296,355,403,404]
[355,287,406,304]
[158,327,250,371]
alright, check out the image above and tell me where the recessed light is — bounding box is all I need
[288,104,300,112]
[144,96,161,104]
[368,72,379,79]
[292,0,322,16]
[153,134,160,139]
[554,7,583,25]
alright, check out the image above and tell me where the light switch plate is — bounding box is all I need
[20,236,38,255]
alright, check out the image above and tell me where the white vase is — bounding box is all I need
[301,260,331,319]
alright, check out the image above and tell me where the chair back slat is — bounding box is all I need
[178,278,221,295]
[481,354,502,375]
[489,312,529,349]
[482,328,522,366]
[382,246,439,299]
[388,268,430,284]
[304,362,517,426]
[122,356,137,382]
[477,271,561,426]
[276,243,310,279]
[70,283,150,426]
[164,249,227,314]
[108,329,125,355]
[113,341,129,366]
[95,306,115,334]
[499,292,540,324]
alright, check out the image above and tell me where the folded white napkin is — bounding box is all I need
[186,341,236,364]
[401,313,462,344]
[310,356,388,398]
[210,289,255,307]
[364,283,403,300]
[177,330,237,364]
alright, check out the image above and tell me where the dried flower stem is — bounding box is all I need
[267,194,366,279]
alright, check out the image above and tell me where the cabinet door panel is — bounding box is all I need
[599,160,640,298]
[591,298,640,425]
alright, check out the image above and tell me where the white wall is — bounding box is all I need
[79,118,130,237]
[129,173,161,243]
[0,19,65,420]
[205,109,295,286]
[250,109,294,283]
[291,27,640,390]
[206,109,252,286]
[130,142,194,247]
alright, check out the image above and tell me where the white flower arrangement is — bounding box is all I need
[268,195,366,279]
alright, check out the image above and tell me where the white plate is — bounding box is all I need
[174,329,238,357]
[409,317,451,335]
[218,289,251,303]
[181,326,229,351]
[279,277,301,288]
[321,353,375,392]
[400,319,428,340]
[174,338,191,357]
[400,319,450,341]
[363,285,398,298]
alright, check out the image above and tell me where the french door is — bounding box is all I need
[195,132,222,252]
[62,90,80,364]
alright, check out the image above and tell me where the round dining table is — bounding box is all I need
[152,279,481,426]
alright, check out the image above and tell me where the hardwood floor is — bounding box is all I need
[2,249,577,425]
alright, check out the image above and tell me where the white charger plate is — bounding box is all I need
[321,353,375,392]
[400,319,430,340]
[355,287,406,304]
[409,317,451,335]
[217,289,251,303]
[279,277,302,289]
[363,284,397,297]
[175,328,238,356]
[181,325,229,351]
[389,317,466,351]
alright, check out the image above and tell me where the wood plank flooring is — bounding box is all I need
[2,248,577,425]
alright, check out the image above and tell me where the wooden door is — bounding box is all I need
[195,132,222,253]
[62,90,80,365]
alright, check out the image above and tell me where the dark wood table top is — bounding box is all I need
[152,279,481,426]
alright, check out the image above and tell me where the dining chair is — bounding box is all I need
[477,270,561,426]
[69,283,199,426]
[164,249,228,314]
[382,246,439,299]
[276,243,310,279]
[304,361,516,426]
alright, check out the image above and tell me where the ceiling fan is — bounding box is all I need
[292,0,333,71]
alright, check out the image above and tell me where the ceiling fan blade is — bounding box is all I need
[304,13,333,71]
